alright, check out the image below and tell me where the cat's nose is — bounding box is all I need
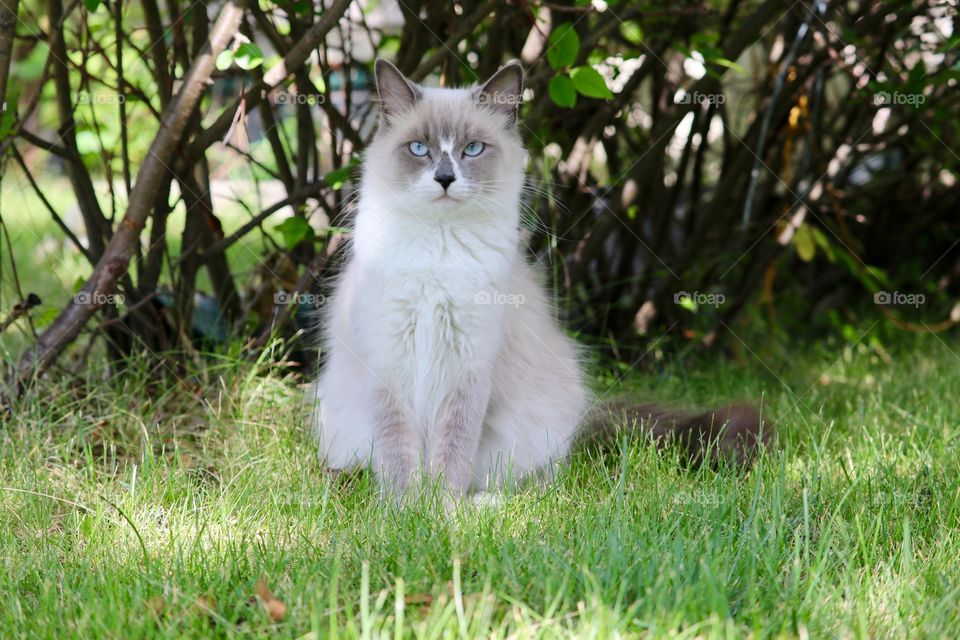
[434,171,456,190]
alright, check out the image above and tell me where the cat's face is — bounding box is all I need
[362,60,527,220]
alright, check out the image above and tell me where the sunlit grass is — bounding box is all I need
[2,332,959,637]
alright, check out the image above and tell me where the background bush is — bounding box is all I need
[1,0,958,382]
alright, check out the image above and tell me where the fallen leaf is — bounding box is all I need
[256,577,287,622]
[145,595,165,617]
[196,595,216,609]
[403,593,433,607]
[222,94,249,153]
[194,595,217,619]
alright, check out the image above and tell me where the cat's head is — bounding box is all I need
[362,59,527,219]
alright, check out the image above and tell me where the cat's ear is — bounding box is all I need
[375,59,420,120]
[476,61,524,125]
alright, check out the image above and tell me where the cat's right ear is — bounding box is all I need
[476,61,524,126]
[374,59,420,120]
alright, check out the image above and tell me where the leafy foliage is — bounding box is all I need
[0,0,958,372]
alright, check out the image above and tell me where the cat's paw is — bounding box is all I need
[469,492,504,509]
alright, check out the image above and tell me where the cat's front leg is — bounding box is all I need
[372,386,420,495]
[430,375,491,495]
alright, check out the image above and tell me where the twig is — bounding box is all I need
[92,291,160,332]
[189,0,353,155]
[46,0,111,259]
[17,128,71,159]
[0,0,19,114]
[12,148,94,263]
[12,0,245,389]
[741,1,820,228]
[0,293,41,334]
[409,0,498,81]
[198,180,328,258]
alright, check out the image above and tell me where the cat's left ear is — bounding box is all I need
[375,59,421,120]
[476,61,523,125]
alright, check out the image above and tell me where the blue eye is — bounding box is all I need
[463,141,485,157]
[408,141,429,157]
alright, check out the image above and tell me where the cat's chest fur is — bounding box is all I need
[350,209,517,391]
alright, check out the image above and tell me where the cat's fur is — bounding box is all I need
[313,60,768,496]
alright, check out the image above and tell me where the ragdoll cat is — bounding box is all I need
[313,60,769,496]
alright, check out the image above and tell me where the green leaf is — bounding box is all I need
[0,90,17,138]
[794,223,816,262]
[324,160,357,190]
[83,0,102,11]
[691,32,719,48]
[216,50,234,71]
[710,57,747,75]
[547,23,579,70]
[811,226,835,263]
[233,43,264,70]
[866,265,890,288]
[570,66,612,99]
[0,114,14,139]
[620,22,643,45]
[548,74,577,108]
[33,307,60,329]
[678,295,697,312]
[274,217,315,249]
[74,130,100,155]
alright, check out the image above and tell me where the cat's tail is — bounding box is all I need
[575,400,773,467]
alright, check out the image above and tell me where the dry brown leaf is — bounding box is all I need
[194,595,217,619]
[256,577,287,622]
[145,595,166,617]
[403,593,434,607]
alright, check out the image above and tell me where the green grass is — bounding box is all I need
[2,331,960,638]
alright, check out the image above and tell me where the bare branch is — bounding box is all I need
[189,0,352,156]
[45,0,112,259]
[11,147,94,263]
[12,0,246,388]
[0,0,17,112]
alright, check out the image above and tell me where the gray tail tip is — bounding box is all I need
[581,401,774,468]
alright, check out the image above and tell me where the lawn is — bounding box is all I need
[2,330,959,638]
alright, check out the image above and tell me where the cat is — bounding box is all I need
[313,59,770,497]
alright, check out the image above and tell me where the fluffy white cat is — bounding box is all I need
[313,60,769,498]
[314,60,586,494]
